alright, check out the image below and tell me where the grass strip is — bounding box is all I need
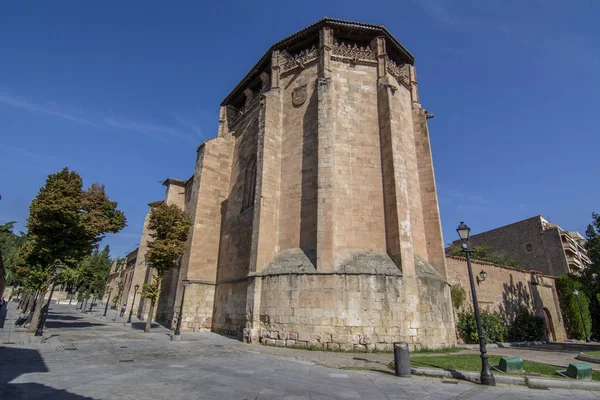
[410,354,600,381]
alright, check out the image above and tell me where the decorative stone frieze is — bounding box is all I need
[280,46,320,75]
[386,57,411,88]
[331,40,377,65]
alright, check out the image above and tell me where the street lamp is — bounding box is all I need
[127,284,140,323]
[35,264,65,337]
[573,289,591,342]
[103,287,113,317]
[172,279,190,340]
[457,222,495,386]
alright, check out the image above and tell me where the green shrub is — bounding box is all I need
[555,275,592,340]
[451,285,466,310]
[446,244,522,269]
[457,310,507,344]
[508,307,546,342]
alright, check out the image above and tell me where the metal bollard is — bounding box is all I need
[393,342,411,377]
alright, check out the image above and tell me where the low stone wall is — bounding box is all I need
[257,271,456,350]
[445,256,566,342]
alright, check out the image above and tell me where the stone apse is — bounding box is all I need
[134,18,456,350]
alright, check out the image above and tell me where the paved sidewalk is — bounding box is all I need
[0,301,42,345]
[2,304,600,399]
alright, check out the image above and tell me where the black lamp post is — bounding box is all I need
[35,264,65,337]
[457,222,495,386]
[573,289,591,342]
[103,287,113,317]
[127,284,140,323]
[172,279,190,340]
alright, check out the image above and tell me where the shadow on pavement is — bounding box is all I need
[46,314,83,321]
[0,346,95,399]
[130,321,162,330]
[45,321,104,329]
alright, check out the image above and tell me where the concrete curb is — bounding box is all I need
[411,367,600,390]
[457,341,546,350]
[576,353,600,364]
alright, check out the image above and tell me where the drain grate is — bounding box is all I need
[119,359,134,363]
[55,343,78,351]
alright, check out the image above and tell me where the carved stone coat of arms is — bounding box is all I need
[292,85,307,106]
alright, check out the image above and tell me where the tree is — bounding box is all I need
[581,212,600,338]
[0,222,28,286]
[76,246,113,301]
[141,202,192,333]
[22,168,126,330]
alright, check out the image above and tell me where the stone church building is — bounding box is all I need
[127,18,457,350]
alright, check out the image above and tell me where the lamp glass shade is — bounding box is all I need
[480,270,487,280]
[55,264,65,275]
[456,221,471,242]
[573,289,579,296]
[134,284,140,291]
[182,279,190,287]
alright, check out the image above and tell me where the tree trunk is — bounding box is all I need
[19,292,29,311]
[83,297,88,312]
[28,289,46,332]
[144,299,155,333]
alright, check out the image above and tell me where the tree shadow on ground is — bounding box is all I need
[130,321,162,331]
[44,321,104,329]
[46,314,82,321]
[0,346,95,399]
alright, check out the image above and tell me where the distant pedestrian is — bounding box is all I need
[120,304,126,317]
[0,298,7,328]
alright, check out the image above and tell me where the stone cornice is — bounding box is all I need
[221,18,414,107]
[445,255,556,279]
[162,178,187,187]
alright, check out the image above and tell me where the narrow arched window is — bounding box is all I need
[242,155,257,211]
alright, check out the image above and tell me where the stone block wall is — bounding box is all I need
[461,216,569,276]
[258,268,455,350]
[212,281,248,337]
[445,255,566,341]
[180,282,215,331]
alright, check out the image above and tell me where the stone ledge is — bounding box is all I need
[576,353,600,364]
[458,341,546,349]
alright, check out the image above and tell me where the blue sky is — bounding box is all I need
[1,1,598,258]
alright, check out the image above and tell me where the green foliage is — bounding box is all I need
[583,212,600,339]
[24,167,126,271]
[507,307,546,342]
[146,202,192,278]
[141,275,161,301]
[555,275,592,340]
[20,264,49,291]
[450,285,466,310]
[457,310,507,344]
[446,244,522,269]
[0,222,28,285]
[74,246,113,297]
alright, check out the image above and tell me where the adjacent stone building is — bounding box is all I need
[445,256,566,342]
[453,216,591,276]
[103,248,138,310]
[129,18,457,350]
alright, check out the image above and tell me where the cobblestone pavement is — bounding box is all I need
[1,303,600,399]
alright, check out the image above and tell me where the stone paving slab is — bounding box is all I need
[2,303,600,399]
